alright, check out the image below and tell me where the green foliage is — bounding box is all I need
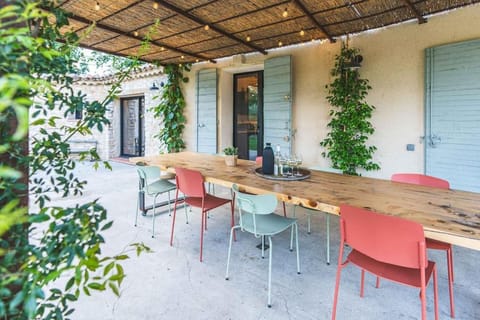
[0,1,150,319]
[151,64,191,153]
[320,44,380,175]
[223,146,238,155]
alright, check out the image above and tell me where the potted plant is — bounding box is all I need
[223,146,238,166]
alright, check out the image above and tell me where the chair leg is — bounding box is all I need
[135,192,139,227]
[267,236,273,308]
[433,266,439,320]
[167,191,171,216]
[282,202,287,217]
[360,270,365,297]
[331,245,345,320]
[447,247,455,318]
[230,200,236,241]
[200,210,206,262]
[290,224,294,251]
[295,223,300,274]
[169,190,179,246]
[184,195,189,224]
[225,226,240,280]
[307,213,311,234]
[326,213,330,265]
[152,194,158,238]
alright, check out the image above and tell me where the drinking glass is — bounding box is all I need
[294,154,303,176]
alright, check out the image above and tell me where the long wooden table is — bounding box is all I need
[131,152,480,251]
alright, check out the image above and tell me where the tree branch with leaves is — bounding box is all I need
[320,44,380,175]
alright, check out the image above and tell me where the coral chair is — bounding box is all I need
[391,173,455,317]
[136,165,176,238]
[332,204,439,320]
[170,167,234,262]
[226,184,300,308]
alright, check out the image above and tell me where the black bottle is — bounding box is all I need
[262,142,274,175]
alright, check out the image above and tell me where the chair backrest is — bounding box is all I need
[232,184,277,215]
[175,167,205,197]
[340,204,427,269]
[137,165,160,183]
[391,173,449,189]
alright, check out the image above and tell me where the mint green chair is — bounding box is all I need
[226,184,300,308]
[136,166,176,238]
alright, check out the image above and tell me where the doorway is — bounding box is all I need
[425,39,480,192]
[233,71,263,160]
[120,96,144,157]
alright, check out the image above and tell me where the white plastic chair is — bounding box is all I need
[226,184,300,307]
[136,165,176,238]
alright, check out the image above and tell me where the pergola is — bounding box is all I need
[54,0,480,64]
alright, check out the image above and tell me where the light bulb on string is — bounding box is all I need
[300,30,305,36]
[246,35,251,42]
[153,2,158,9]
[282,8,288,18]
[94,1,100,11]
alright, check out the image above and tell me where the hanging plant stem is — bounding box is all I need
[320,44,380,175]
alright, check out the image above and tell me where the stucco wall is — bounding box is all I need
[182,4,480,178]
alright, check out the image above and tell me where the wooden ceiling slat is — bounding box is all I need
[49,0,480,65]
[58,11,214,63]
[152,0,268,55]
[292,0,335,42]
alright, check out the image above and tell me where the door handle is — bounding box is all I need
[428,134,441,148]
[198,123,206,128]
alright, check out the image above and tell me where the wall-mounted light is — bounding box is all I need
[150,81,159,90]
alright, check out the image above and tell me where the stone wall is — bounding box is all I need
[30,66,166,160]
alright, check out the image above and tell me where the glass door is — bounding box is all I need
[121,96,144,157]
[233,71,263,160]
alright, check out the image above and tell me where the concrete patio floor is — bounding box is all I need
[50,161,480,319]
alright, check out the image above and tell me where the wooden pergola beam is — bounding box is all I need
[402,0,427,24]
[62,12,215,63]
[152,0,268,55]
[292,0,335,43]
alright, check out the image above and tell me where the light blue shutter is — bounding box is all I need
[264,55,292,154]
[425,39,480,192]
[196,69,217,153]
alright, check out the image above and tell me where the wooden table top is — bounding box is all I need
[131,152,480,250]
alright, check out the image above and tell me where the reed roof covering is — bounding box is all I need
[55,0,480,65]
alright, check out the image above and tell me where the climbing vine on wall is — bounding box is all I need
[152,63,191,153]
[320,44,380,175]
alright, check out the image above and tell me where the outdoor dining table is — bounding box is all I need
[130,151,480,251]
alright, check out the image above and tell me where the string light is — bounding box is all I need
[153,2,158,9]
[204,25,210,31]
[282,8,288,18]
[133,31,139,37]
[300,30,305,36]
[94,1,100,11]
[160,47,165,51]
[181,55,184,59]
[278,41,283,47]
[195,59,199,63]
[246,35,251,42]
